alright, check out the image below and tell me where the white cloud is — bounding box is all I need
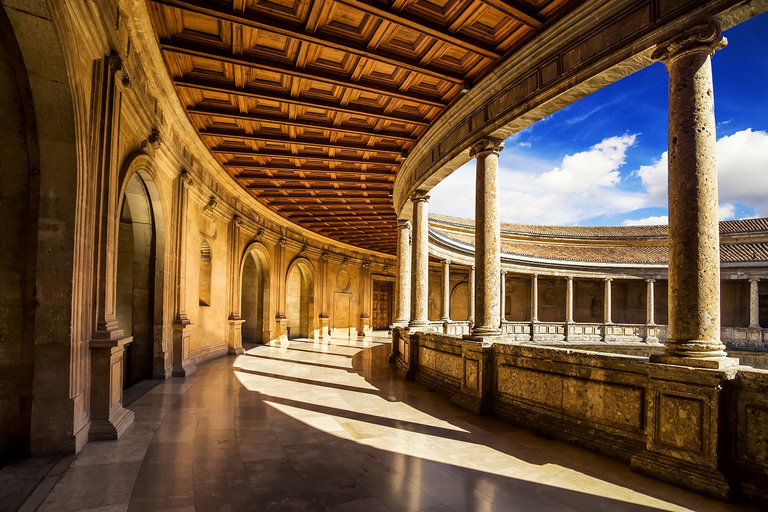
[622,215,668,226]
[518,142,531,148]
[633,129,768,217]
[432,134,646,225]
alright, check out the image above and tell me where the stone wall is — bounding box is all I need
[392,328,768,502]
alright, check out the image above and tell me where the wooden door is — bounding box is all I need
[372,281,393,330]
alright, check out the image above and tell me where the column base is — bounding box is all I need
[227,318,246,355]
[172,360,197,377]
[631,450,734,501]
[172,320,197,377]
[649,354,739,369]
[88,406,135,441]
[469,326,502,338]
[358,315,371,337]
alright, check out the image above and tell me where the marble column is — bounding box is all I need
[470,138,504,338]
[468,265,475,326]
[566,277,574,323]
[530,274,538,322]
[651,23,733,367]
[499,270,507,327]
[409,192,430,329]
[441,259,451,322]
[749,278,760,328]
[646,279,656,325]
[603,278,612,324]
[393,220,412,326]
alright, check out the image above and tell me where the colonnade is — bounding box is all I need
[395,22,739,367]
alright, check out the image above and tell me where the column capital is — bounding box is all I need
[500,269,506,275]
[646,278,656,283]
[652,22,726,63]
[470,138,504,158]
[179,169,194,188]
[443,259,451,266]
[232,215,242,227]
[566,275,573,282]
[749,277,761,283]
[410,191,430,203]
[604,277,613,283]
[397,219,411,230]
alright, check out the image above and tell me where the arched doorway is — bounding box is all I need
[116,172,165,387]
[241,252,265,343]
[286,259,315,339]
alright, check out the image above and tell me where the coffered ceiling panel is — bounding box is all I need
[148,0,582,254]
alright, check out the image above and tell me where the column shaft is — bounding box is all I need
[470,139,504,338]
[531,275,538,322]
[394,220,412,325]
[566,277,574,323]
[604,278,612,324]
[409,193,430,329]
[652,23,731,365]
[468,266,475,324]
[441,260,451,321]
[646,279,656,325]
[749,279,760,328]
[499,271,506,327]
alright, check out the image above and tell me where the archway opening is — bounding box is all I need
[241,252,265,343]
[116,173,161,388]
[286,262,314,339]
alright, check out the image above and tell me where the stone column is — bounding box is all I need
[469,138,504,338]
[499,270,507,327]
[566,276,574,323]
[172,170,197,377]
[393,220,411,326]
[441,259,451,322]
[409,192,430,330]
[651,23,733,367]
[603,278,612,324]
[530,274,538,322]
[275,238,288,340]
[359,261,371,335]
[646,279,656,325]
[227,215,245,355]
[319,253,330,340]
[468,265,475,326]
[749,278,760,328]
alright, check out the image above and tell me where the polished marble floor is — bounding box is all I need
[38,332,759,512]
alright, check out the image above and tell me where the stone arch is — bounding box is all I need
[239,241,273,344]
[115,155,170,382]
[285,257,317,339]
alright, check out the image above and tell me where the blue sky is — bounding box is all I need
[431,13,768,226]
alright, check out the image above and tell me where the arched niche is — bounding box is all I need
[285,257,316,339]
[239,241,272,344]
[450,282,470,321]
[115,154,169,382]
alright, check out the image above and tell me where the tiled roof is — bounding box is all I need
[429,214,768,239]
[430,215,768,264]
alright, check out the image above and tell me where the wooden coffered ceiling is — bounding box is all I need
[147,0,581,254]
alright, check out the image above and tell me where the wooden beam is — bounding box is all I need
[214,148,401,166]
[332,0,501,59]
[248,183,389,192]
[199,128,404,155]
[233,168,396,180]
[223,162,397,175]
[149,0,466,83]
[161,39,447,107]
[175,78,431,126]
[483,0,544,28]
[237,175,393,187]
[255,190,391,198]
[187,105,417,142]
[287,212,396,218]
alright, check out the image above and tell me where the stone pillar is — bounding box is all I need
[603,278,612,324]
[409,192,430,330]
[530,274,538,322]
[275,238,288,341]
[749,278,760,328]
[441,259,451,322]
[359,262,371,335]
[468,265,475,326]
[393,220,412,326]
[565,276,574,341]
[319,253,330,340]
[172,170,197,377]
[88,54,134,442]
[646,279,656,325]
[651,23,734,368]
[469,138,504,338]
[227,215,245,355]
[499,270,507,327]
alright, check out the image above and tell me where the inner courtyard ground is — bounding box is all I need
[32,333,760,512]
